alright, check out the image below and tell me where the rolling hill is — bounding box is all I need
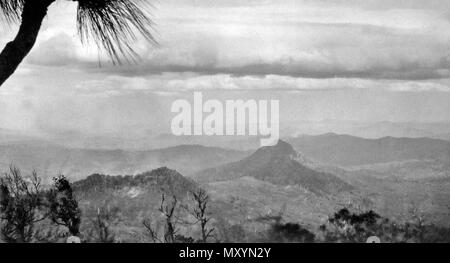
[72,167,200,242]
[73,167,198,197]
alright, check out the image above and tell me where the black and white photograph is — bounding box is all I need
[1,0,450,247]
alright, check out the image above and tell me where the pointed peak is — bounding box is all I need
[275,139,290,146]
[275,140,297,155]
[255,140,297,157]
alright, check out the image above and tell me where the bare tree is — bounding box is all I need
[89,207,115,243]
[159,194,178,243]
[142,218,161,243]
[188,189,214,243]
[0,0,156,87]
[0,166,47,242]
[143,194,179,243]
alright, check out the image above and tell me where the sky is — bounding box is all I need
[1,0,450,140]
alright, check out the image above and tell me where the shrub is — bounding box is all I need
[267,222,315,243]
[0,167,46,243]
[47,175,82,236]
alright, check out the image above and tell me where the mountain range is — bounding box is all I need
[0,142,248,182]
[64,138,450,242]
[2,132,450,182]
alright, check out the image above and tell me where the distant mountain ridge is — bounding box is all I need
[287,133,450,167]
[0,143,248,181]
[434,133,450,141]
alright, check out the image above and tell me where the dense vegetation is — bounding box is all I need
[1,167,449,243]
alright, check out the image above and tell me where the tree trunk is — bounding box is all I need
[0,0,54,87]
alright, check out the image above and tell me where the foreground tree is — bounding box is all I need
[319,208,384,243]
[0,0,156,86]
[47,175,81,237]
[187,189,214,243]
[319,207,450,243]
[143,194,180,243]
[0,166,46,242]
[89,207,116,243]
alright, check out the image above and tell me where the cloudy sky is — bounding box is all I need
[1,0,450,139]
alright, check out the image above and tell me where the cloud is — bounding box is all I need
[74,73,450,94]
[2,67,450,138]
[304,0,450,11]
[27,33,80,66]
[65,3,450,81]
[2,0,449,81]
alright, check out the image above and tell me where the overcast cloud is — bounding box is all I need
[1,0,450,138]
